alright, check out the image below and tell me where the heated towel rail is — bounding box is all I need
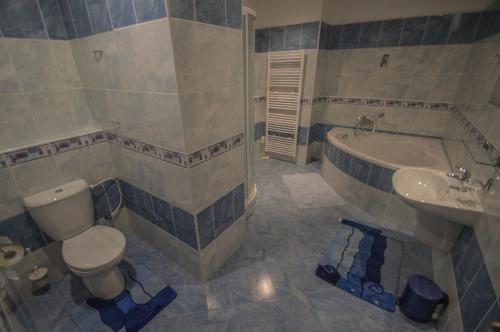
[264,50,305,159]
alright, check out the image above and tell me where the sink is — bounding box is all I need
[392,168,483,226]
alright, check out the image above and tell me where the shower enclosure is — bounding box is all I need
[242,6,257,213]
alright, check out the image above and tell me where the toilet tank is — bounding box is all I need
[23,179,94,241]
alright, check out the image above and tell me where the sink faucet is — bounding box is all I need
[447,167,471,182]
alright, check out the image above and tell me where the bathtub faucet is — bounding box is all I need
[447,166,471,182]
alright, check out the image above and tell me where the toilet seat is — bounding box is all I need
[62,225,126,275]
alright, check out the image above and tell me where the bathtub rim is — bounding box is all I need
[326,127,448,170]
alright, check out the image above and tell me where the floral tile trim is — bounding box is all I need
[452,107,500,167]
[1,131,244,169]
[254,95,456,111]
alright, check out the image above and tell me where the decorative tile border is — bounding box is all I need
[256,10,500,53]
[120,179,245,251]
[324,139,395,194]
[254,95,455,111]
[1,131,244,169]
[452,107,500,167]
[1,132,107,168]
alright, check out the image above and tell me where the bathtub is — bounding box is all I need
[327,127,450,171]
[321,127,456,251]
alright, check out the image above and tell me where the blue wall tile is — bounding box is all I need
[0,213,46,251]
[170,0,194,20]
[172,207,198,250]
[254,122,266,141]
[329,25,343,50]
[379,19,403,47]
[448,13,481,44]
[152,196,176,236]
[423,15,452,45]
[297,127,309,146]
[91,184,111,220]
[285,24,301,50]
[233,184,245,220]
[378,168,394,193]
[349,156,371,183]
[87,0,112,33]
[359,21,381,48]
[451,226,474,266]
[366,164,383,188]
[226,0,241,29]
[301,22,319,49]
[69,0,93,37]
[256,29,270,52]
[213,192,234,237]
[475,10,500,41]
[460,264,497,332]
[341,23,362,49]
[400,17,427,46]
[310,123,326,143]
[119,180,138,211]
[103,180,121,212]
[269,26,285,51]
[455,236,484,299]
[39,0,69,39]
[0,0,47,39]
[197,206,214,250]
[195,0,225,26]
[134,0,166,23]
[318,22,329,49]
[476,301,500,332]
[57,0,77,39]
[134,187,156,222]
[108,0,136,28]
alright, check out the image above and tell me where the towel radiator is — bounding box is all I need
[265,50,305,159]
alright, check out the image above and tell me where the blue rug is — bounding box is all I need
[316,219,402,312]
[71,263,176,332]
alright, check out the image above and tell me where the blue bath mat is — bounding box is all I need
[71,263,176,332]
[316,219,402,312]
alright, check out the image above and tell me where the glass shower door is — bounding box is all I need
[242,7,257,204]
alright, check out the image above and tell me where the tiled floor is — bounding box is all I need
[22,159,435,332]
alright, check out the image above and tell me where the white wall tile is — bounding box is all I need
[9,156,62,196]
[4,38,63,92]
[0,38,21,94]
[0,168,24,221]
[0,94,39,150]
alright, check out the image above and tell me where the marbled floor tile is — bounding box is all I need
[19,158,437,332]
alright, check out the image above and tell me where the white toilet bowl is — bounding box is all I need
[63,225,126,299]
[23,179,128,300]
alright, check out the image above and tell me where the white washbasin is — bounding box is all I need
[392,168,483,226]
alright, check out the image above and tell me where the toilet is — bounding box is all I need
[23,179,126,299]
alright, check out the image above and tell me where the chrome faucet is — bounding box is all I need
[447,167,471,182]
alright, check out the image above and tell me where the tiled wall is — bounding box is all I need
[448,227,500,332]
[0,0,241,41]
[253,11,498,164]
[435,5,500,332]
[318,12,500,50]
[0,177,119,251]
[0,0,247,281]
[324,138,394,194]
[0,36,96,151]
[255,21,320,53]
[120,179,244,251]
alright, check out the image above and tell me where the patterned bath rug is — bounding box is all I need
[282,173,345,209]
[316,219,403,312]
[71,263,176,332]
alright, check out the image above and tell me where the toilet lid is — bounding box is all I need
[63,225,126,272]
